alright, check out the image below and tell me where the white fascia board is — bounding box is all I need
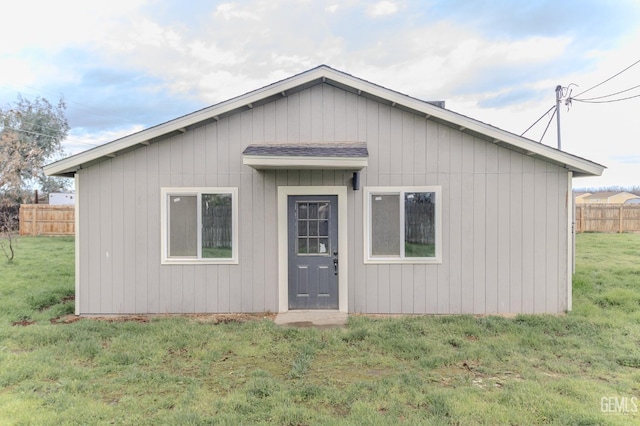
[323,69,604,177]
[243,155,368,170]
[45,68,331,177]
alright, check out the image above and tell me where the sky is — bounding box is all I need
[1,0,640,189]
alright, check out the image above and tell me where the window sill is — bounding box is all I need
[364,257,442,265]
[161,258,238,265]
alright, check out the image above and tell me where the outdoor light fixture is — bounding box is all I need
[352,171,360,190]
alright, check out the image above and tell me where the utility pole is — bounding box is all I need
[555,85,562,150]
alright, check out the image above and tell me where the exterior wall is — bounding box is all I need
[77,83,570,315]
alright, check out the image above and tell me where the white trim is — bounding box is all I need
[160,187,239,265]
[74,173,80,316]
[44,66,604,179]
[363,186,442,264]
[243,155,368,170]
[277,186,348,313]
[567,172,573,312]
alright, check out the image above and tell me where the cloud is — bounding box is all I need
[214,2,260,21]
[326,4,340,13]
[3,0,639,190]
[367,1,399,17]
[611,155,640,164]
[0,0,145,54]
[64,125,146,155]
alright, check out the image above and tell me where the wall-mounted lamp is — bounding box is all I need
[352,171,360,190]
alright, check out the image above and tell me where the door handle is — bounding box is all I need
[333,251,338,275]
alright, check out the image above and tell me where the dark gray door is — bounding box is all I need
[288,195,338,309]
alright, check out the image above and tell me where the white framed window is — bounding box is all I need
[364,186,442,264]
[161,187,238,264]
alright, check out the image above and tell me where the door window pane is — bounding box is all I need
[298,238,308,254]
[318,203,329,219]
[371,194,400,256]
[202,194,232,258]
[309,203,318,219]
[298,203,308,219]
[169,195,197,257]
[319,220,328,237]
[298,220,308,237]
[309,220,318,236]
[319,238,329,253]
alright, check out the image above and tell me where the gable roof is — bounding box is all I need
[44,65,605,178]
[584,191,639,200]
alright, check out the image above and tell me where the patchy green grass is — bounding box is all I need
[405,241,435,257]
[1,234,640,424]
[202,246,232,259]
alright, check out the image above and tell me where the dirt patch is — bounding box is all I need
[89,315,150,323]
[11,319,36,326]
[61,295,75,303]
[188,313,277,324]
[73,312,277,324]
[50,315,82,325]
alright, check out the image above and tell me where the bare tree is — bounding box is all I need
[0,207,18,261]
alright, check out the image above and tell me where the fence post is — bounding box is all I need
[32,205,37,236]
[619,205,624,234]
[579,206,583,233]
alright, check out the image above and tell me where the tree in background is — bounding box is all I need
[0,95,70,207]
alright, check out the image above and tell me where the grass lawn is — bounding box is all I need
[405,242,435,258]
[202,246,233,259]
[1,234,640,424]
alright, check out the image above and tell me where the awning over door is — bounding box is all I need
[242,142,368,170]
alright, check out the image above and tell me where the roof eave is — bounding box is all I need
[44,65,606,178]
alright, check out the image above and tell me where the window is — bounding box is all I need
[364,186,441,263]
[161,187,238,264]
[296,201,331,255]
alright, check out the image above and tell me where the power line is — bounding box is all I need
[575,83,640,101]
[573,58,640,99]
[1,126,62,140]
[571,93,640,104]
[539,107,557,144]
[0,111,69,137]
[1,112,100,147]
[1,126,99,146]
[521,104,556,137]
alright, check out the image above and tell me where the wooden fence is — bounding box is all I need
[19,204,75,236]
[575,204,640,233]
[202,204,232,248]
[405,195,436,244]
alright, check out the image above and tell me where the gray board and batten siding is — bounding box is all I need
[73,80,575,316]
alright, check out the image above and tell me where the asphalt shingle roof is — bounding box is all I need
[243,142,368,158]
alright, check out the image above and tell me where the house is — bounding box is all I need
[44,65,605,316]
[575,191,639,205]
[573,192,591,204]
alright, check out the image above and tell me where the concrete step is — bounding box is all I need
[275,310,348,328]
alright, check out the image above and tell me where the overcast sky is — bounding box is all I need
[1,0,639,188]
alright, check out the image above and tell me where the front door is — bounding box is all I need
[288,195,338,309]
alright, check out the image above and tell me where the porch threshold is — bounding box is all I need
[275,310,348,328]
